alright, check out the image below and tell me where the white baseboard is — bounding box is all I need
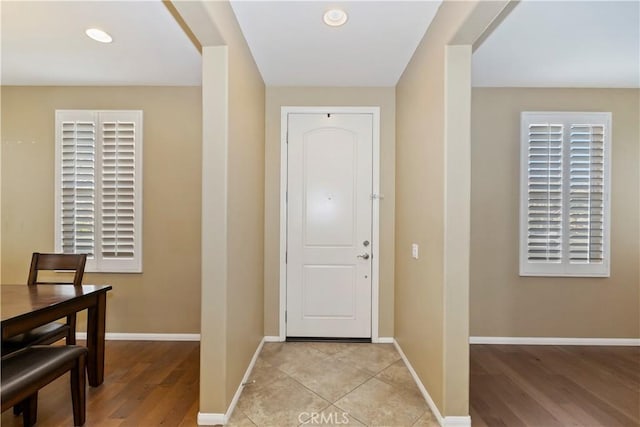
[197,412,225,425]
[393,340,471,427]
[224,337,265,424]
[470,336,640,346]
[198,337,265,425]
[443,416,472,426]
[394,340,441,426]
[264,336,392,343]
[75,332,200,341]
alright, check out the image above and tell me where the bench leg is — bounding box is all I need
[70,352,86,426]
[12,401,22,415]
[21,392,38,427]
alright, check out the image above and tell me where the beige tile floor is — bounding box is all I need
[226,342,439,427]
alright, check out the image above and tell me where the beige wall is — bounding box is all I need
[264,87,396,338]
[396,1,464,416]
[470,88,640,338]
[0,86,202,334]
[396,0,511,418]
[224,4,265,410]
[194,1,265,414]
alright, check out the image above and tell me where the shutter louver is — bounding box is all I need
[526,123,563,263]
[101,120,136,259]
[569,124,605,264]
[61,120,96,257]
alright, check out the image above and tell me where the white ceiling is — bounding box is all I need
[2,1,637,88]
[1,1,201,86]
[230,0,442,86]
[473,0,640,88]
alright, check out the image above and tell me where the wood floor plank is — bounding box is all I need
[84,380,131,425]
[561,346,640,387]
[471,344,640,427]
[477,346,591,425]
[118,384,178,426]
[178,400,201,427]
[0,341,200,427]
[471,373,529,426]
[523,346,639,422]
[468,406,491,427]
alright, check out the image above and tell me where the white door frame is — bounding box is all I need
[279,106,381,342]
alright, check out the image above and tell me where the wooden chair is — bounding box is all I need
[1,345,87,426]
[1,253,87,356]
[27,252,86,287]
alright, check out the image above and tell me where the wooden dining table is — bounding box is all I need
[1,284,112,387]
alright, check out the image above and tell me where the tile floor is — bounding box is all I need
[226,342,439,427]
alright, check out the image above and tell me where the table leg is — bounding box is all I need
[86,292,106,387]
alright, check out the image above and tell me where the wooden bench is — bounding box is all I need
[1,345,87,426]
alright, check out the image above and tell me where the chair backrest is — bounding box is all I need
[27,253,87,286]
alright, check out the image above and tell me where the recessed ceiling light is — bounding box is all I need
[323,9,348,27]
[85,28,113,44]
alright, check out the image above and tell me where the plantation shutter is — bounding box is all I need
[524,123,563,264]
[56,110,143,273]
[59,111,97,257]
[520,112,610,277]
[568,124,605,264]
[100,114,137,260]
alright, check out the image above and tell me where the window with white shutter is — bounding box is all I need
[520,112,611,277]
[55,110,143,273]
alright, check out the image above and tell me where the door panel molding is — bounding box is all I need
[279,106,381,341]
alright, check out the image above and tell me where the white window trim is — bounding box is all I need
[519,111,611,277]
[55,110,143,273]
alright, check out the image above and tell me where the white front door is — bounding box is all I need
[286,113,373,338]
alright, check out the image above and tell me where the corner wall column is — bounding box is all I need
[200,45,229,414]
[443,44,472,417]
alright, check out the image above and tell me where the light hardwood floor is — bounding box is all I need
[1,341,200,427]
[470,344,640,426]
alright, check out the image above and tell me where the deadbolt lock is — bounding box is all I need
[363,240,370,247]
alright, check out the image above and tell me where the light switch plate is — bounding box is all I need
[412,243,419,259]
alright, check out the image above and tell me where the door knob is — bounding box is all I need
[357,253,370,260]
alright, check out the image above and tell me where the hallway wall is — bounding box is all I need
[264,87,396,338]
